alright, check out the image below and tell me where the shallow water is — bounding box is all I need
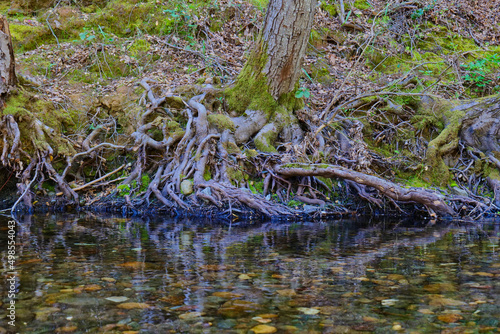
[0,214,499,333]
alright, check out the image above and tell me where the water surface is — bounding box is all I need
[0,214,499,333]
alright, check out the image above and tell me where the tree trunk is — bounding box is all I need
[0,15,16,108]
[228,0,317,111]
[259,0,317,98]
[227,0,316,152]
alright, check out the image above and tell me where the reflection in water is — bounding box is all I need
[0,214,499,333]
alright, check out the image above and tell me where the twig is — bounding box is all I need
[72,165,126,191]
[46,0,63,48]
[315,91,442,137]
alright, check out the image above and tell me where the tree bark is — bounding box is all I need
[0,15,16,108]
[260,0,317,98]
[231,0,317,103]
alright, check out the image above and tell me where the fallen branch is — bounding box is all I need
[72,164,126,191]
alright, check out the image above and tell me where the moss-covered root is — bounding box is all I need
[424,119,461,185]
[420,99,466,186]
[253,106,303,153]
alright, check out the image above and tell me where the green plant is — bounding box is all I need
[411,0,436,19]
[295,87,310,99]
[287,199,303,207]
[461,54,500,89]
[117,184,130,196]
[79,28,96,42]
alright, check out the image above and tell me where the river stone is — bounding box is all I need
[297,307,320,315]
[179,312,204,320]
[180,180,194,195]
[117,302,151,309]
[15,308,35,322]
[250,324,277,334]
[106,296,129,303]
[216,319,237,329]
[218,300,261,318]
[58,296,104,307]
[34,307,61,321]
[212,292,243,299]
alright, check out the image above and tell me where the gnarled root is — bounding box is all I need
[275,163,455,216]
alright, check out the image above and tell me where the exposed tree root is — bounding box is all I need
[275,163,454,216]
[2,75,500,220]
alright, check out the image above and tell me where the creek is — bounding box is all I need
[0,214,499,333]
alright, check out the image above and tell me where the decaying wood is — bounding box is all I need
[0,15,16,108]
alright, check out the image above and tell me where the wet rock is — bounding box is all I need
[297,307,320,315]
[101,277,116,283]
[238,274,252,280]
[212,292,243,299]
[276,289,296,297]
[423,283,456,293]
[437,314,463,323]
[218,300,261,318]
[179,312,204,320]
[216,319,237,329]
[34,307,61,321]
[117,302,151,309]
[105,296,129,303]
[251,324,277,334]
[83,284,102,292]
[16,308,35,322]
[428,296,466,307]
[58,296,104,307]
[54,326,78,333]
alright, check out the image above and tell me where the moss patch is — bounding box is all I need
[10,23,50,52]
[207,114,235,132]
[128,38,151,58]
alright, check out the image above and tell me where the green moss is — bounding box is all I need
[207,113,235,132]
[403,175,431,188]
[3,93,30,116]
[10,23,50,52]
[353,0,371,10]
[249,0,268,10]
[320,2,338,17]
[417,99,467,186]
[226,166,245,186]
[309,29,323,48]
[209,20,223,32]
[128,38,151,58]
[203,168,212,181]
[254,129,277,152]
[244,149,259,158]
[226,41,302,116]
[307,59,334,85]
[222,141,241,154]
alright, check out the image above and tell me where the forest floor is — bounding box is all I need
[1,0,500,221]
